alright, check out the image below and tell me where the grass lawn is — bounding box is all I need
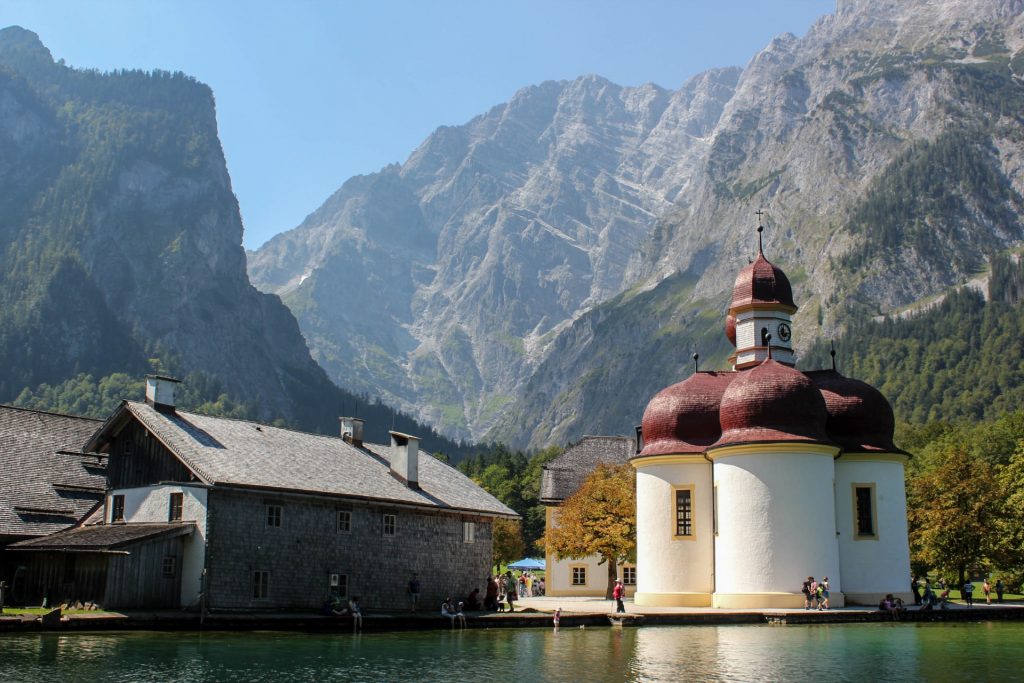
[1,607,109,616]
[945,590,1023,604]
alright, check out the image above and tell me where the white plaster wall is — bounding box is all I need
[108,485,208,607]
[713,450,840,595]
[546,554,634,596]
[546,506,635,596]
[635,462,713,595]
[835,459,912,599]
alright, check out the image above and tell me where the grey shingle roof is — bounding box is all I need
[10,522,194,551]
[115,402,516,517]
[540,435,635,503]
[0,405,105,540]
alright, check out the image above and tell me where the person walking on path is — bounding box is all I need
[408,573,421,613]
[983,579,992,605]
[505,571,517,612]
[820,577,831,610]
[996,579,1005,603]
[963,579,974,607]
[613,579,626,613]
[802,577,813,610]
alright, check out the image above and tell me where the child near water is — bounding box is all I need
[553,607,561,628]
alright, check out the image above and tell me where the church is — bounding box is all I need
[632,226,913,608]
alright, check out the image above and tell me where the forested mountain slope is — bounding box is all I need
[0,27,466,455]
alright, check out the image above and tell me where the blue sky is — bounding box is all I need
[2,1,834,249]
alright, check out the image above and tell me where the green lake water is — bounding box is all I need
[2,622,1022,682]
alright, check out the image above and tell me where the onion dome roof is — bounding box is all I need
[637,371,735,457]
[725,313,737,346]
[714,359,832,448]
[729,250,796,312]
[806,370,903,454]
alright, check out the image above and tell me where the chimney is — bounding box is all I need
[145,375,181,413]
[339,417,365,447]
[389,430,420,489]
[635,425,643,454]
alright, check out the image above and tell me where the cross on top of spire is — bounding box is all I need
[755,210,765,253]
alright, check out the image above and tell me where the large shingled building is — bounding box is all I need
[10,377,516,610]
[632,228,912,608]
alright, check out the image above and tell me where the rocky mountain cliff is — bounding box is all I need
[0,27,465,453]
[252,0,1024,449]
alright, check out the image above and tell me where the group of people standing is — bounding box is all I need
[914,576,1007,608]
[515,571,545,598]
[801,576,831,610]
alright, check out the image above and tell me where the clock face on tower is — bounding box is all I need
[777,322,792,343]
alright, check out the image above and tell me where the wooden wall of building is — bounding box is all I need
[105,535,183,609]
[8,535,183,609]
[11,551,108,606]
[107,421,193,489]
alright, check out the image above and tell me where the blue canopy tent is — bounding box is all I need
[507,557,545,571]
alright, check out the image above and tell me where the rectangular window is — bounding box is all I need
[337,510,351,533]
[163,556,177,578]
[571,566,587,586]
[623,567,637,585]
[111,494,125,522]
[252,571,270,600]
[854,485,876,538]
[168,492,184,522]
[266,504,282,528]
[329,573,348,597]
[675,488,693,537]
[463,521,475,543]
[383,513,396,536]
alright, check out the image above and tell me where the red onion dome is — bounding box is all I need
[725,313,736,346]
[714,359,832,448]
[807,370,902,453]
[637,371,735,457]
[729,251,796,312]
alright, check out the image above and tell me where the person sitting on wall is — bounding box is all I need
[465,588,481,611]
[878,594,901,620]
[327,595,350,617]
[455,601,467,628]
[348,596,363,630]
[441,598,460,628]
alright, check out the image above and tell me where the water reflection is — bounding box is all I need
[2,622,1023,682]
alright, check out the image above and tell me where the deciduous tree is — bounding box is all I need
[492,518,525,573]
[542,463,636,599]
[908,445,1003,587]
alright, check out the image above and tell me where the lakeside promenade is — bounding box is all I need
[3,595,1022,633]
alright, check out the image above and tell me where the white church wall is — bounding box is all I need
[835,456,913,605]
[634,459,713,606]
[711,445,842,608]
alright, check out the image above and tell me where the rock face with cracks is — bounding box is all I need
[0,26,462,451]
[252,0,1024,448]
